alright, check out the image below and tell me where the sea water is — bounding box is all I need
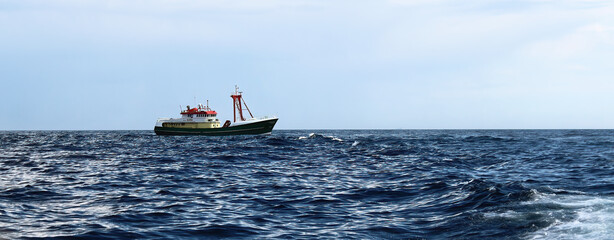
[1,130,613,239]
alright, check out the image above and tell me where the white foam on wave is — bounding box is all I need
[330,136,343,142]
[480,189,614,239]
[297,133,343,142]
[298,133,315,140]
[528,193,614,240]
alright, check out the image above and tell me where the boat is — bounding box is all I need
[154,86,278,136]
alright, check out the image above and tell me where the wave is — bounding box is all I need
[527,193,614,239]
[477,188,614,240]
[24,229,148,239]
[179,224,262,238]
[2,130,613,239]
[0,185,68,201]
[298,133,343,142]
[263,137,295,146]
[336,187,418,202]
[463,135,517,143]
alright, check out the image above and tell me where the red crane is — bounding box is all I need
[230,85,254,122]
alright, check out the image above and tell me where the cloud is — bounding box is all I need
[523,23,614,60]
[0,0,326,50]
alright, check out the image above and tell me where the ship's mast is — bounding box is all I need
[230,85,254,122]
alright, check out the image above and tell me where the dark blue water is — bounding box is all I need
[1,130,613,239]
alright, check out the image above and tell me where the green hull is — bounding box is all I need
[154,118,278,136]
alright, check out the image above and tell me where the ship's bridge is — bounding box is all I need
[181,109,217,118]
[180,104,217,118]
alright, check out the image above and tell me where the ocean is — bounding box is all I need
[1,130,613,239]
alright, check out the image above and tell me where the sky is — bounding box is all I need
[1,0,613,130]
